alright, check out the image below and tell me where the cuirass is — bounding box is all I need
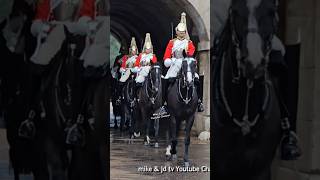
[140,54,152,66]
[52,0,80,21]
[173,49,184,59]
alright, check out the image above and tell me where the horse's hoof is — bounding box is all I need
[184,161,190,167]
[165,155,171,161]
[154,142,159,148]
[134,132,140,137]
[170,154,177,161]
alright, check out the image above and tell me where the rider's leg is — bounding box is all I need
[269,50,301,160]
[194,75,204,112]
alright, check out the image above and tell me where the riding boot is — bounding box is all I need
[280,117,301,160]
[18,109,36,139]
[195,77,204,112]
[270,51,302,160]
[153,78,169,117]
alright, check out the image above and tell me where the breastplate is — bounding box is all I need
[52,0,80,21]
[126,55,137,68]
[173,49,184,59]
[140,54,152,66]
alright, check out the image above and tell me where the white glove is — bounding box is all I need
[75,16,92,35]
[271,35,286,56]
[30,20,50,37]
[132,67,140,73]
[164,58,172,68]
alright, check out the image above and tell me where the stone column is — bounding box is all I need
[192,41,210,135]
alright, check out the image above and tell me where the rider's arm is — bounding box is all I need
[163,40,174,67]
[79,0,95,20]
[187,40,195,57]
[76,0,95,35]
[163,40,174,60]
[120,55,127,69]
[31,0,51,36]
[152,55,157,64]
[34,0,51,21]
[134,54,142,67]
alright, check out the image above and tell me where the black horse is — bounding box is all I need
[135,63,163,147]
[0,1,49,179]
[212,0,282,179]
[166,57,198,167]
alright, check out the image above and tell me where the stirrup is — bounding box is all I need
[65,114,85,146]
[65,123,85,146]
[18,110,36,139]
[280,130,302,160]
[18,119,36,139]
[197,101,204,112]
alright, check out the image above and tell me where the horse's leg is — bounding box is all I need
[120,104,125,131]
[129,107,135,138]
[168,115,180,161]
[142,111,151,146]
[132,103,141,138]
[154,118,159,148]
[165,117,171,158]
[45,139,68,180]
[113,104,118,129]
[183,114,195,167]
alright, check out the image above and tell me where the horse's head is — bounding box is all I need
[149,62,162,93]
[229,0,278,80]
[181,57,197,87]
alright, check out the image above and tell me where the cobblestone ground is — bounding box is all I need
[110,129,210,180]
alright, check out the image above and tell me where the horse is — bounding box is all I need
[34,23,107,180]
[212,0,282,179]
[165,57,198,167]
[121,70,136,134]
[135,63,163,147]
[0,1,49,179]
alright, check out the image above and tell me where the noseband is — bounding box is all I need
[218,2,279,135]
[228,4,278,83]
[178,58,196,105]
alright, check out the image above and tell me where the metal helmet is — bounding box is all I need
[142,33,153,53]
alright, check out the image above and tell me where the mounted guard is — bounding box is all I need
[163,12,204,112]
[119,37,139,83]
[134,33,158,87]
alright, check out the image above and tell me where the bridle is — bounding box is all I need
[219,0,279,135]
[178,58,196,105]
[228,0,279,83]
[145,65,161,105]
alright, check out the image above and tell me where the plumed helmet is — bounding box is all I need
[142,33,153,53]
